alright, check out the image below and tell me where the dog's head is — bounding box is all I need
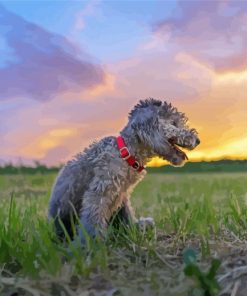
[129,98,200,166]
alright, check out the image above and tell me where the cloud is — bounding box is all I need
[20,127,79,159]
[0,4,105,101]
[153,0,247,73]
[0,92,134,165]
[87,72,116,97]
[74,0,101,31]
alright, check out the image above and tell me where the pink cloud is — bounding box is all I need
[153,1,247,73]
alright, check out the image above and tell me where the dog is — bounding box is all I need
[48,98,200,244]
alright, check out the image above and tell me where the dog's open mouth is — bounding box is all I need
[168,138,189,160]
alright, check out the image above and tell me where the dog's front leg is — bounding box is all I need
[137,216,155,231]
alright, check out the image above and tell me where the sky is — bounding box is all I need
[1,0,247,167]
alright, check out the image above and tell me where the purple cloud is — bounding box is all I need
[0,4,105,101]
[153,1,247,73]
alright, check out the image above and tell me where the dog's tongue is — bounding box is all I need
[168,138,188,160]
[173,145,188,160]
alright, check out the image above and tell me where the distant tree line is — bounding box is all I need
[0,161,61,175]
[1,159,247,175]
[147,160,247,173]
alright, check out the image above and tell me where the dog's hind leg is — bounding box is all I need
[77,188,122,244]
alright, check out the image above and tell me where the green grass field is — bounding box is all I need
[0,172,247,295]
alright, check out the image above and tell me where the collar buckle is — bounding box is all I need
[119,146,131,160]
[132,160,140,170]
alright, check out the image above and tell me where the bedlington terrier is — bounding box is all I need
[48,98,200,243]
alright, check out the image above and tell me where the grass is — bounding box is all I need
[0,172,247,295]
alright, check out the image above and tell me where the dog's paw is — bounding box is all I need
[137,216,155,230]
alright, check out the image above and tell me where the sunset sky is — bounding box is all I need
[1,0,247,167]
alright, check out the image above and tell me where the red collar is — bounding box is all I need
[116,136,145,173]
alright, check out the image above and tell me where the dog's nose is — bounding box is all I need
[196,138,200,145]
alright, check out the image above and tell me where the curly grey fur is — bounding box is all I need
[48,98,200,243]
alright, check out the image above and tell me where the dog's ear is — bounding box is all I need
[158,109,167,118]
[157,101,174,118]
[130,106,157,131]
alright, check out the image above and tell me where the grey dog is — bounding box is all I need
[48,98,200,243]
